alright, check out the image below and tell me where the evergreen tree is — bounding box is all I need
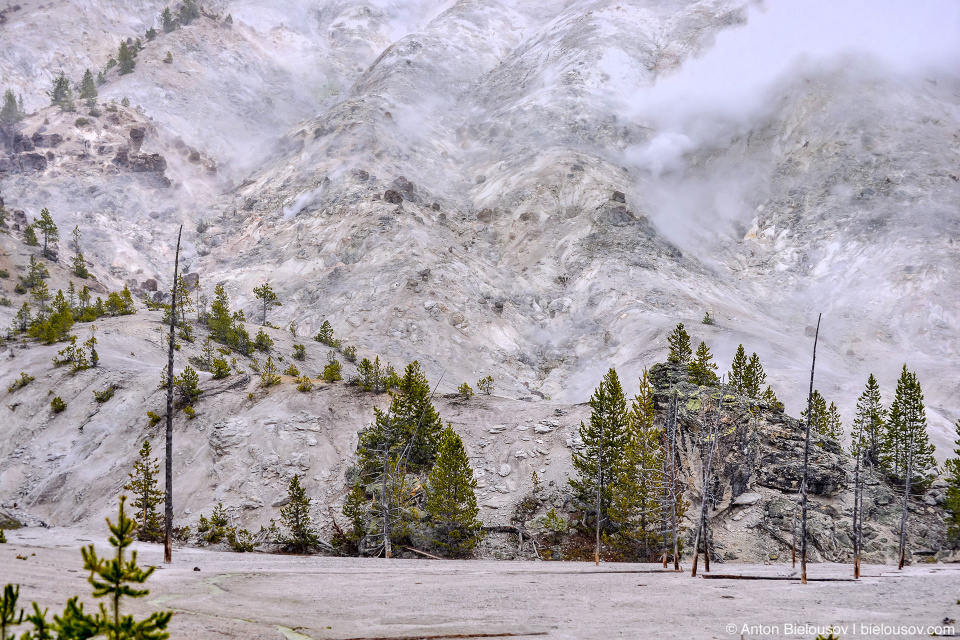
[280,474,318,554]
[79,69,97,107]
[944,419,960,544]
[824,402,843,442]
[357,361,443,474]
[96,70,106,86]
[666,323,692,365]
[47,72,75,111]
[728,344,749,393]
[688,341,719,386]
[253,282,280,326]
[801,390,829,439]
[118,41,136,75]
[178,0,200,25]
[424,427,483,557]
[23,223,39,246]
[123,441,165,542]
[609,368,664,560]
[208,284,232,341]
[71,226,89,278]
[882,365,937,486]
[145,27,157,41]
[744,352,767,398]
[31,278,50,319]
[0,89,23,124]
[852,374,886,465]
[569,368,630,538]
[14,302,31,333]
[161,7,177,32]
[35,208,59,259]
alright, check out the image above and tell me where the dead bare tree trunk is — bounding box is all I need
[800,313,821,584]
[692,399,720,577]
[595,415,604,566]
[163,226,182,565]
[382,417,392,559]
[670,394,680,570]
[898,426,914,570]
[791,499,797,568]
[852,411,865,578]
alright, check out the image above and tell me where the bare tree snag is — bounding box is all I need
[898,427,915,570]
[163,225,182,564]
[800,313,822,584]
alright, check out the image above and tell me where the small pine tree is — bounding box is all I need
[852,374,886,466]
[314,320,338,347]
[0,89,23,124]
[77,497,173,636]
[47,72,75,111]
[123,441,164,542]
[688,341,719,386]
[161,7,177,32]
[666,324,692,365]
[173,365,203,407]
[944,419,960,544]
[71,226,89,278]
[457,382,474,399]
[254,328,274,352]
[118,41,136,75]
[23,223,39,246]
[477,375,494,395]
[252,282,280,326]
[280,474,319,554]
[145,27,157,41]
[569,368,630,541]
[424,427,483,557]
[801,390,830,440]
[79,69,97,106]
[260,355,280,387]
[882,365,937,486]
[728,344,749,394]
[824,402,843,442]
[322,354,342,382]
[35,208,59,259]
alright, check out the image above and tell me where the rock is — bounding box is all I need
[534,424,553,434]
[142,278,158,292]
[129,127,145,153]
[391,175,415,200]
[193,567,201,572]
[384,189,403,204]
[733,492,761,506]
[514,450,528,459]
[611,190,626,203]
[21,152,47,171]
[271,497,290,508]
[498,464,511,477]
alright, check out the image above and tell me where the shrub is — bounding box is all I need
[50,396,67,413]
[702,311,715,325]
[254,328,273,352]
[74,117,90,127]
[93,386,115,403]
[458,382,474,399]
[7,372,34,393]
[173,365,203,406]
[260,356,280,387]
[477,375,494,395]
[314,320,340,347]
[342,345,357,363]
[283,363,300,377]
[292,343,306,361]
[296,375,313,392]
[0,269,8,278]
[183,405,196,418]
[211,356,231,379]
[321,354,342,383]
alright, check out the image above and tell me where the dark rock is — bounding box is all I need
[383,189,403,204]
[611,190,626,203]
[391,175,415,200]
[184,273,199,289]
[129,153,167,173]
[129,127,145,153]
[31,132,63,148]
[22,153,47,171]
[142,278,158,292]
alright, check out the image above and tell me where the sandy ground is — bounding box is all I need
[2,527,958,640]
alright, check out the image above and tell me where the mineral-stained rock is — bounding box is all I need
[383,189,403,204]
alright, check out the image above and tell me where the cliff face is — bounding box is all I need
[648,362,949,564]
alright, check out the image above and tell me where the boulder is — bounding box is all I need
[383,189,403,204]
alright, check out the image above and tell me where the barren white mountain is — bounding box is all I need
[0,0,958,561]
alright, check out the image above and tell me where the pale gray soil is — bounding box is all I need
[3,527,958,640]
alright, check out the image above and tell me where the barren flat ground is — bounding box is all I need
[2,527,957,640]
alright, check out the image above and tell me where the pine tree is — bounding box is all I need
[146,27,158,41]
[31,278,50,319]
[78,497,173,637]
[14,302,31,333]
[882,365,937,486]
[161,7,177,32]
[357,361,443,474]
[728,345,749,394]
[280,474,318,553]
[424,427,483,557]
[47,72,75,111]
[0,89,23,124]
[609,368,664,560]
[666,323,692,365]
[688,341,719,386]
[852,374,886,466]
[944,419,960,544]
[23,223,39,247]
[71,226,89,278]
[253,281,280,326]
[35,208,59,259]
[179,0,200,25]
[79,69,97,107]
[744,352,767,398]
[824,402,843,442]
[124,441,165,542]
[208,283,232,342]
[118,41,136,75]
[569,367,630,559]
[801,390,829,439]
